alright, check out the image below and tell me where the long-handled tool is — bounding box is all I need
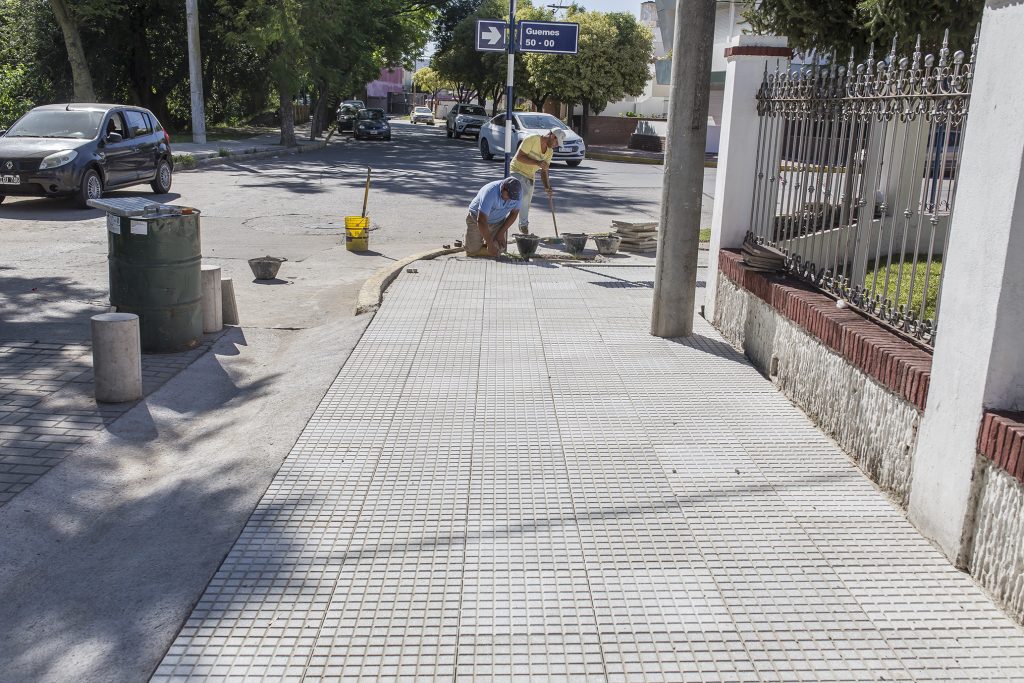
[361,166,372,217]
[543,190,563,245]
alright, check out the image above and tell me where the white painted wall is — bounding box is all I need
[909,0,1024,563]
[705,34,790,320]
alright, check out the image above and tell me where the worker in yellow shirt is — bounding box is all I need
[510,128,566,234]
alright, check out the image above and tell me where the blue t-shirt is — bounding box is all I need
[469,180,521,224]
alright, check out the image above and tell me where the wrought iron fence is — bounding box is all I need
[748,30,977,348]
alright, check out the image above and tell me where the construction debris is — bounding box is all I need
[612,220,658,253]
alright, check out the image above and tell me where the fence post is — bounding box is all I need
[705,35,791,321]
[908,5,1024,564]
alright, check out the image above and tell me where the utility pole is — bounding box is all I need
[651,0,716,338]
[503,0,517,177]
[185,0,207,144]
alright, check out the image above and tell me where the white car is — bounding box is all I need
[477,112,585,167]
[411,106,435,125]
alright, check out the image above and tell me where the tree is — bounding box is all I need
[742,0,983,57]
[413,66,454,104]
[524,9,652,132]
[46,0,95,101]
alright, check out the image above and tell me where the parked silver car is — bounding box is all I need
[445,103,489,139]
[477,112,585,167]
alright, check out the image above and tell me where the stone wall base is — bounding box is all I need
[714,275,919,506]
[969,460,1024,623]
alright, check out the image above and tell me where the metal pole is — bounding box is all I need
[185,0,207,144]
[504,0,517,177]
[651,0,717,338]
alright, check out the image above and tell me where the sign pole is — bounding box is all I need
[503,0,517,178]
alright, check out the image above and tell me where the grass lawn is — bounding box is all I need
[167,125,277,144]
[699,228,712,242]
[865,255,943,321]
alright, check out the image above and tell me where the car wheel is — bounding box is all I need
[76,168,103,208]
[480,138,494,160]
[151,158,173,194]
[567,160,582,167]
[446,127,453,139]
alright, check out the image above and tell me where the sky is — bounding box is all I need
[549,0,641,17]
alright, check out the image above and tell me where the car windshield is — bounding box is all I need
[415,107,431,113]
[358,110,385,121]
[516,114,569,131]
[6,109,105,139]
[461,106,487,116]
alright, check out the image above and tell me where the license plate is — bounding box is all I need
[559,146,575,153]
[0,174,19,184]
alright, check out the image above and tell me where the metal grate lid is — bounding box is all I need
[87,197,191,217]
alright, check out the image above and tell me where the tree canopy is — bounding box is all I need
[0,0,443,141]
[742,0,984,58]
[429,3,653,115]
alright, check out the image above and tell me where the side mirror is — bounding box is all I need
[0,129,7,137]
[106,132,123,143]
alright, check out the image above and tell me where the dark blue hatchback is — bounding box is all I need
[0,103,173,208]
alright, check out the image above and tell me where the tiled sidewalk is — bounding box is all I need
[0,339,217,505]
[154,258,1024,682]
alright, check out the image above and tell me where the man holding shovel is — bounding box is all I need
[465,177,522,257]
[511,128,566,235]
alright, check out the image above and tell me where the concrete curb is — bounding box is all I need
[174,139,330,172]
[355,247,465,315]
[584,151,718,168]
[586,151,663,165]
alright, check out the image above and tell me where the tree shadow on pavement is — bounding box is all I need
[0,191,183,222]
[222,124,661,222]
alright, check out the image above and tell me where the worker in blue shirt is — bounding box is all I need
[465,177,522,257]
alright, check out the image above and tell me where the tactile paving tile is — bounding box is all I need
[153,258,1024,682]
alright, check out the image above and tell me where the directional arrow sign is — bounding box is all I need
[475,19,507,52]
[517,21,579,54]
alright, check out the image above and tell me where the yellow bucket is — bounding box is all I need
[345,216,369,252]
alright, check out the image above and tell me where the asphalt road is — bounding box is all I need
[0,121,714,341]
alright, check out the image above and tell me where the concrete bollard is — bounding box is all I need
[91,313,143,403]
[201,265,223,333]
[221,277,239,325]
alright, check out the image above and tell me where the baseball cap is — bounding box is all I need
[550,128,567,145]
[502,177,522,199]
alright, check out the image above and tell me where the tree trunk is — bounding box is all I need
[48,0,96,102]
[279,90,296,147]
[311,84,329,140]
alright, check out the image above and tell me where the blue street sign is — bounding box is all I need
[517,21,579,54]
[475,19,507,52]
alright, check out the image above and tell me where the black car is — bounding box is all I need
[336,103,360,133]
[354,109,391,141]
[0,103,173,208]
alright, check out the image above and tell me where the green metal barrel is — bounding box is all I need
[107,212,203,352]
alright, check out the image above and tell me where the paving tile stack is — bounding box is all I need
[741,239,787,272]
[612,220,659,253]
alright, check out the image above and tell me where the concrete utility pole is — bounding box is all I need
[185,0,207,144]
[650,0,717,338]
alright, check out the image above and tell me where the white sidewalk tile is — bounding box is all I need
[153,258,1024,682]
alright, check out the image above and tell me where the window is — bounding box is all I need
[5,110,104,139]
[491,115,505,127]
[146,112,163,132]
[461,105,487,117]
[105,113,127,139]
[125,110,150,137]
